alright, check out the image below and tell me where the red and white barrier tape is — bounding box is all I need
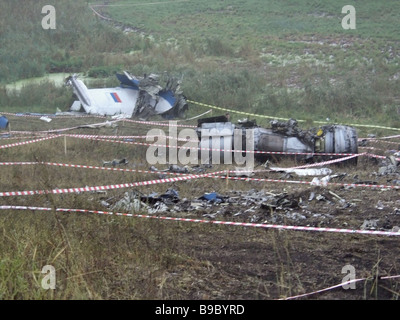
[367,139,400,145]
[1,112,104,119]
[212,174,400,190]
[6,118,195,136]
[68,134,361,158]
[123,118,197,128]
[0,132,390,162]
[0,170,226,197]
[1,205,399,237]
[2,163,400,199]
[64,133,198,142]
[287,153,362,169]
[282,274,400,300]
[0,135,60,149]
[0,161,195,177]
[359,134,400,141]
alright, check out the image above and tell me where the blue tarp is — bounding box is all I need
[0,116,9,129]
[198,192,225,203]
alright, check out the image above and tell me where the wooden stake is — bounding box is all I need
[64,135,67,155]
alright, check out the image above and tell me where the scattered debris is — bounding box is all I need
[376,200,385,210]
[168,165,190,174]
[310,175,331,186]
[141,188,180,206]
[233,167,255,177]
[78,121,118,129]
[102,158,129,167]
[270,167,332,176]
[378,156,400,176]
[198,192,225,204]
[40,116,52,123]
[360,219,379,230]
[111,191,149,212]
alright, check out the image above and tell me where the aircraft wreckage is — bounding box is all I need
[66,71,188,119]
[196,115,358,163]
[66,71,358,164]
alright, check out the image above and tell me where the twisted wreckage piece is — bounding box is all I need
[197,116,359,163]
[66,71,188,120]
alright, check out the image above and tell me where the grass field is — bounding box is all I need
[1,115,400,301]
[89,0,400,131]
[1,1,400,302]
[2,0,399,129]
[106,0,400,42]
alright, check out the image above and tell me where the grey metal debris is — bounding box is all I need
[378,156,400,176]
[102,158,129,167]
[360,219,379,230]
[269,167,333,177]
[111,191,149,212]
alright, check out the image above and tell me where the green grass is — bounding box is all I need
[107,0,400,44]
[1,1,400,300]
[2,0,400,133]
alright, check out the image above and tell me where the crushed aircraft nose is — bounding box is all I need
[66,71,188,119]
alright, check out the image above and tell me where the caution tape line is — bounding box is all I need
[212,174,400,190]
[0,170,227,197]
[136,109,212,123]
[2,162,400,198]
[123,118,197,128]
[5,118,195,137]
[68,134,360,157]
[1,133,392,168]
[287,153,361,169]
[359,134,400,141]
[0,161,196,177]
[10,119,123,134]
[5,132,198,143]
[187,100,293,121]
[188,99,400,131]
[0,135,60,149]
[1,112,105,119]
[1,205,399,237]
[0,135,40,140]
[359,139,400,145]
[1,132,395,166]
[63,134,198,142]
[282,274,400,300]
[359,146,386,152]
[369,140,400,145]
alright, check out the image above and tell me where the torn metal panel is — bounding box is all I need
[66,71,188,119]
